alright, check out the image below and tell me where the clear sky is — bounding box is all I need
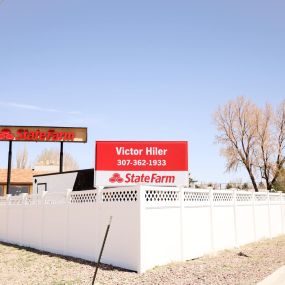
[0,0,284,183]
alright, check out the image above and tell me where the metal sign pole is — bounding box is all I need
[92,216,112,285]
[7,141,13,195]
[59,141,63,173]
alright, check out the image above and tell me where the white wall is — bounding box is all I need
[33,172,78,194]
[0,187,284,273]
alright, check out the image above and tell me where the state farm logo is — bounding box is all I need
[109,173,124,183]
[0,129,14,140]
[107,172,175,184]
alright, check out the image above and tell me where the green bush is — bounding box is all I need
[273,170,285,192]
[226,183,233,189]
[242,183,249,190]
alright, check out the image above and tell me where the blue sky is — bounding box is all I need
[0,0,284,183]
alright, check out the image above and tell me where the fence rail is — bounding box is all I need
[0,188,284,206]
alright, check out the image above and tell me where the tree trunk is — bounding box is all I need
[266,181,272,191]
[250,175,259,192]
[247,167,259,192]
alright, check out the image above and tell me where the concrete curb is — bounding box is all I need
[257,266,285,285]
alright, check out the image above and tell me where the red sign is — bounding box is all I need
[0,126,87,143]
[95,141,188,186]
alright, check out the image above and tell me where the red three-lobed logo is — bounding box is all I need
[0,129,14,140]
[109,173,124,183]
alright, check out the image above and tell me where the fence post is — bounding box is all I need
[279,192,284,234]
[267,191,272,238]
[40,191,47,251]
[283,194,285,234]
[5,194,11,242]
[138,185,145,274]
[64,189,72,256]
[96,187,103,262]
[233,189,238,247]
[252,192,256,242]
[179,186,184,261]
[20,193,28,246]
[209,189,215,252]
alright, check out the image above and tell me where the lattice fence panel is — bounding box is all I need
[254,194,268,202]
[102,190,137,202]
[184,191,210,203]
[236,193,253,202]
[213,192,233,203]
[26,195,42,205]
[145,190,179,202]
[9,196,23,205]
[269,194,281,202]
[70,192,97,204]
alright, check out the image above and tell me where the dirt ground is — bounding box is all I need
[0,236,284,285]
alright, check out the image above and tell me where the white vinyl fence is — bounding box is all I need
[0,187,284,273]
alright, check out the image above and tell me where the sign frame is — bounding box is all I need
[95,141,188,187]
[0,125,87,143]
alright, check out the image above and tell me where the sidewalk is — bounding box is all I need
[257,266,285,285]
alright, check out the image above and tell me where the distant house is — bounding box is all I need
[0,169,48,196]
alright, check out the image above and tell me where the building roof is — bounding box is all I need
[0,169,48,185]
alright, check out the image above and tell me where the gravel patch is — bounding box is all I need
[0,236,284,285]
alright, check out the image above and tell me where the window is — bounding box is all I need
[0,185,3,196]
[9,185,29,196]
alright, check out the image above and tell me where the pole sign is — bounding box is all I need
[95,141,188,186]
[0,126,87,143]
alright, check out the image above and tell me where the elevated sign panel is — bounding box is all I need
[0,126,87,143]
[95,141,188,186]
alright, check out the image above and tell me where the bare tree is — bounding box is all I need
[214,97,285,191]
[272,100,285,186]
[214,97,258,191]
[255,104,274,190]
[62,152,79,171]
[254,102,285,190]
[35,148,79,171]
[214,97,259,191]
[16,144,28,169]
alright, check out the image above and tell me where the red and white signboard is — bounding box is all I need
[95,141,188,186]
